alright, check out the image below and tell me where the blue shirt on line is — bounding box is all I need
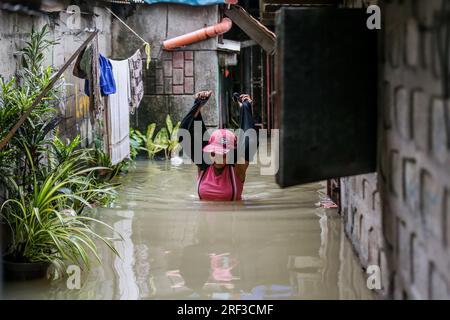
[85,54,116,96]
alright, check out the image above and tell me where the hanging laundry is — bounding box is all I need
[73,44,93,80]
[75,49,117,97]
[107,59,131,165]
[84,54,116,96]
[73,46,89,79]
[99,54,116,96]
[73,46,115,95]
[128,49,144,114]
[72,43,100,124]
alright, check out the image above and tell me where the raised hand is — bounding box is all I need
[195,90,213,101]
[238,94,252,107]
[194,91,212,117]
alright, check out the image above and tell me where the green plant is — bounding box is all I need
[49,136,120,211]
[0,25,61,197]
[144,123,162,159]
[144,115,181,159]
[0,25,123,276]
[14,116,61,187]
[0,149,15,193]
[0,147,122,272]
[50,135,84,165]
[73,177,118,211]
[129,128,146,160]
[89,147,127,182]
[19,24,58,89]
[165,114,181,158]
[0,77,22,140]
[1,180,121,273]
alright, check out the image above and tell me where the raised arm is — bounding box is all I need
[235,94,258,182]
[178,91,212,171]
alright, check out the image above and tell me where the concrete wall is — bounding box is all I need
[111,4,220,133]
[0,5,113,146]
[340,0,450,299]
[0,1,221,202]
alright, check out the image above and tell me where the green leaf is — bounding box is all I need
[171,121,181,141]
[146,123,156,141]
[166,114,173,135]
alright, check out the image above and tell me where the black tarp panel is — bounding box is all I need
[275,8,378,187]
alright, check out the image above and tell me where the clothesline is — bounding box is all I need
[105,6,152,69]
[73,36,144,165]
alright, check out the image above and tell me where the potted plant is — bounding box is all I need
[1,159,120,281]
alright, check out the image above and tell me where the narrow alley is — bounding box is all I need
[0,0,449,305]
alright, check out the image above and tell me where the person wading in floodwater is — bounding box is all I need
[178,90,258,201]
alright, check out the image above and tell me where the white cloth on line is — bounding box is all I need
[108,59,131,165]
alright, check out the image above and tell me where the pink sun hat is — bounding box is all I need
[203,129,237,155]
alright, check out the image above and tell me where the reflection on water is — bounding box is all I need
[1,161,375,300]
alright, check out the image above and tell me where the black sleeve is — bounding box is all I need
[236,100,259,163]
[178,98,209,171]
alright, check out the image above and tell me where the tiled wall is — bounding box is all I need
[146,50,195,95]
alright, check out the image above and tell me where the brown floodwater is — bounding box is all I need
[1,160,375,300]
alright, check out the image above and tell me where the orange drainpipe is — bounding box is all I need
[163,18,233,50]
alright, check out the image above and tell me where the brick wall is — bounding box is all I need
[340,0,450,299]
[146,50,195,95]
[340,174,386,292]
[111,4,220,132]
